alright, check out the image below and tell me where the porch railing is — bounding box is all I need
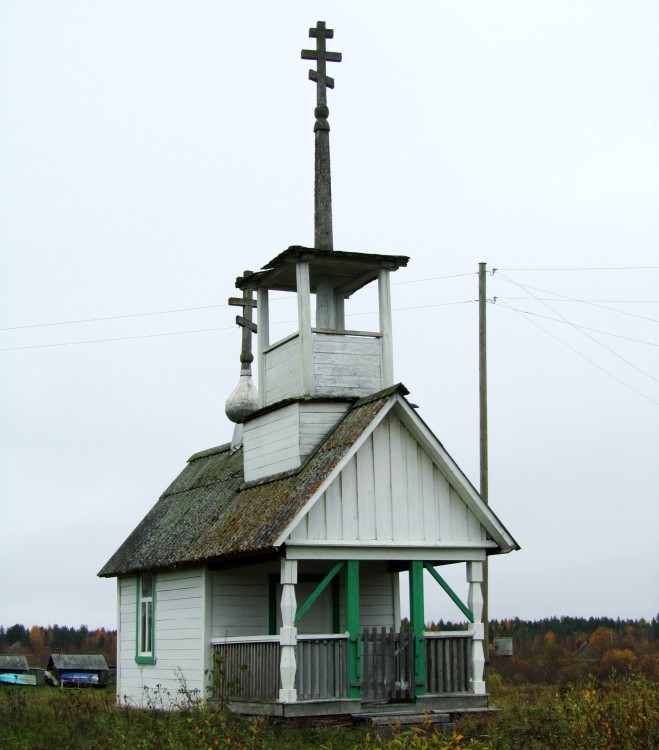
[296,635,348,700]
[211,631,473,701]
[211,637,281,701]
[425,631,472,693]
[211,635,348,702]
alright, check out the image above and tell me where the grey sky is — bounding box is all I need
[1,1,657,630]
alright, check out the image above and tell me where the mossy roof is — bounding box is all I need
[98,386,401,578]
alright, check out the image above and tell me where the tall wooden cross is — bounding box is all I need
[301,21,342,251]
[228,277,257,375]
[301,21,342,110]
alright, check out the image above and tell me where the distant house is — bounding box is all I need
[0,655,29,674]
[47,654,109,685]
[493,638,514,656]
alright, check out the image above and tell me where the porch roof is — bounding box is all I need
[98,386,401,577]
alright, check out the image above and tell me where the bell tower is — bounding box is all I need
[225,22,409,481]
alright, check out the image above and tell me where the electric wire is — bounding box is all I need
[495,266,659,271]
[493,299,659,407]
[494,273,658,383]
[491,276,659,323]
[490,302,658,347]
[494,296,659,304]
[0,272,475,332]
[0,299,477,351]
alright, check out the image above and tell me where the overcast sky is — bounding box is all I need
[1,1,657,631]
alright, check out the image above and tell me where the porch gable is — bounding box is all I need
[280,395,516,553]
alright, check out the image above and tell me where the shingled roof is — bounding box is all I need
[99,385,402,577]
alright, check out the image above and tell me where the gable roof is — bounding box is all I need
[99,384,518,578]
[0,654,29,671]
[98,386,398,577]
[47,654,108,671]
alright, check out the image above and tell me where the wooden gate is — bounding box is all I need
[361,627,415,703]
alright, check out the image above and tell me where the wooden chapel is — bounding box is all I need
[99,21,519,717]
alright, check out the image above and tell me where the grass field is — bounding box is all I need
[0,672,656,749]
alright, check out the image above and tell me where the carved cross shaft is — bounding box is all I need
[228,281,257,373]
[301,21,342,109]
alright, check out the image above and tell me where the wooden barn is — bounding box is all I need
[99,22,519,716]
[0,654,29,675]
[47,654,109,686]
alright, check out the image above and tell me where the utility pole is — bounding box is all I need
[479,262,489,660]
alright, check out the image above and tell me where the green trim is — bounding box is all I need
[294,562,345,626]
[409,562,426,696]
[345,561,360,699]
[423,562,474,623]
[135,573,156,665]
[332,575,341,634]
[268,574,278,635]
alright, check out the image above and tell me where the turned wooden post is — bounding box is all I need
[279,559,298,702]
[467,561,486,693]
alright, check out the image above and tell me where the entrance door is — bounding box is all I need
[361,627,415,703]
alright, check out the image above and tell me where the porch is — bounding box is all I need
[210,630,483,716]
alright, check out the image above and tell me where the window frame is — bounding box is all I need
[135,572,156,664]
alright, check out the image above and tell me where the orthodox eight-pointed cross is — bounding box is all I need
[301,21,342,108]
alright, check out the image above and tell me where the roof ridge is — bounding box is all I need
[188,443,231,463]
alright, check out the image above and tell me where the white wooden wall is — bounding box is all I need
[312,334,382,397]
[244,403,301,481]
[211,566,271,638]
[262,332,382,407]
[263,335,303,405]
[289,411,488,545]
[117,569,205,708]
[243,401,349,483]
[299,401,351,461]
[337,564,398,628]
[211,562,397,637]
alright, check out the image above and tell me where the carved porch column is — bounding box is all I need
[279,559,298,702]
[467,561,486,693]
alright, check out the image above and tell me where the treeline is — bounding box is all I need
[0,625,117,668]
[424,615,658,685]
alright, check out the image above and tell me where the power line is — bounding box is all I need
[493,300,659,407]
[0,305,229,332]
[491,302,659,347]
[495,273,658,383]
[494,296,659,304]
[492,275,659,323]
[0,299,477,351]
[494,266,659,271]
[0,272,475,331]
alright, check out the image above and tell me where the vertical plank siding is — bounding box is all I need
[289,411,489,545]
[425,633,472,694]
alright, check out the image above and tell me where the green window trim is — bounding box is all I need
[135,572,156,665]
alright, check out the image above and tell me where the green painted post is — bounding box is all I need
[409,561,426,697]
[345,560,360,699]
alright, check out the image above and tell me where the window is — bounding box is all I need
[135,572,155,664]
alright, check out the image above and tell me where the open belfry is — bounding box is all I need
[100,22,518,717]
